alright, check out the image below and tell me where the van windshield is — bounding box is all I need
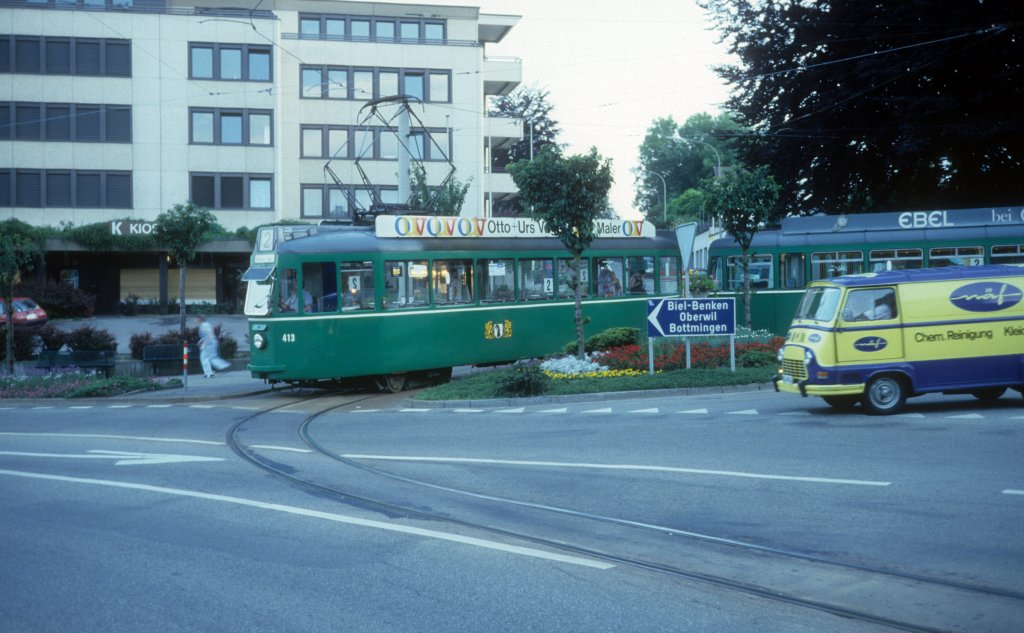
[795,286,841,322]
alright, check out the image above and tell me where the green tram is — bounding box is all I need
[708,206,1024,335]
[243,216,683,390]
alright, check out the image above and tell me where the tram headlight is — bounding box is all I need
[253,332,267,350]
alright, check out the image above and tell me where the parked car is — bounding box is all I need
[0,297,49,327]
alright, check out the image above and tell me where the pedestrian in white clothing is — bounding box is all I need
[196,315,231,378]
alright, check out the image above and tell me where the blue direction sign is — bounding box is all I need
[647,298,736,337]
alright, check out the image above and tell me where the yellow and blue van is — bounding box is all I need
[774,265,1024,414]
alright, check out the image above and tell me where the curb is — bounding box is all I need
[406,382,777,409]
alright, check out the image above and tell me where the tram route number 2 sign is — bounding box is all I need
[646,298,736,338]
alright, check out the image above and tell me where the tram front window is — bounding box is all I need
[301,261,335,313]
[276,268,312,313]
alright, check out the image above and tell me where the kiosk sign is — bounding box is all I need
[646,298,736,337]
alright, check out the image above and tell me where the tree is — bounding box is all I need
[407,164,472,216]
[489,86,563,216]
[702,166,780,329]
[0,220,41,375]
[634,113,742,227]
[154,202,218,338]
[702,0,1024,215]
[508,146,614,359]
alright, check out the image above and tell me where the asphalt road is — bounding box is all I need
[2,388,1022,632]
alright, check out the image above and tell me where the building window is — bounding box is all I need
[189,108,272,146]
[3,169,130,208]
[2,36,130,77]
[190,173,273,210]
[299,65,451,102]
[2,102,131,143]
[188,43,271,81]
[297,14,443,43]
[301,127,323,157]
[301,184,353,220]
[16,103,40,139]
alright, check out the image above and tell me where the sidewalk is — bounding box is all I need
[48,314,250,355]
[120,367,274,403]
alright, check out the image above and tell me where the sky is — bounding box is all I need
[395,0,735,218]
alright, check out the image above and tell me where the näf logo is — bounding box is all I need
[949,282,1023,312]
[854,336,888,352]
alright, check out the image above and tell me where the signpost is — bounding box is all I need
[646,298,737,374]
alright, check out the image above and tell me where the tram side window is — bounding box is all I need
[434,259,474,305]
[929,246,983,267]
[727,255,773,289]
[626,256,654,295]
[520,258,554,301]
[870,248,922,272]
[811,251,863,280]
[300,262,335,313]
[479,258,515,303]
[339,261,375,311]
[277,268,313,313]
[992,244,1024,264]
[557,258,589,299]
[779,253,805,289]
[384,260,429,309]
[594,257,624,297]
[658,256,680,295]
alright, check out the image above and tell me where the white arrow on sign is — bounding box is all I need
[0,449,223,466]
[647,299,666,337]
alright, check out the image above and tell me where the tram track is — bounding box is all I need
[227,397,1024,633]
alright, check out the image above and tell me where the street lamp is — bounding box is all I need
[647,170,667,224]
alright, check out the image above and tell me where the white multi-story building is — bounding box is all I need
[1,0,522,310]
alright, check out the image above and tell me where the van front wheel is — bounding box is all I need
[863,376,907,415]
[971,387,1006,401]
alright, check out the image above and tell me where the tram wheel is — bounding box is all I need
[971,387,1006,401]
[376,373,408,393]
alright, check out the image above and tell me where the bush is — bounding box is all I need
[495,364,550,397]
[0,328,38,361]
[16,280,96,318]
[129,332,154,359]
[738,349,777,368]
[36,325,68,351]
[64,325,117,352]
[563,327,641,355]
[598,336,786,372]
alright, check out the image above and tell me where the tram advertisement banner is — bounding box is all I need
[376,215,655,239]
[646,298,737,337]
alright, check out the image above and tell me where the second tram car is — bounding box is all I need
[708,206,1024,335]
[243,216,683,390]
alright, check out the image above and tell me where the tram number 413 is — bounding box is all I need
[281,333,296,343]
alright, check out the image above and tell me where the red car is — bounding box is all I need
[0,297,49,327]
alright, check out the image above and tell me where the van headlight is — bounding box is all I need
[804,349,813,365]
[253,333,267,350]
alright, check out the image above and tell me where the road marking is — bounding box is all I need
[401,408,431,412]
[727,409,759,415]
[630,408,659,414]
[0,449,223,466]
[780,411,812,416]
[108,405,133,409]
[231,406,261,410]
[1003,490,1024,495]
[350,409,380,414]
[453,408,484,413]
[0,469,614,570]
[31,406,53,410]
[583,408,613,414]
[146,404,173,409]
[0,432,222,446]
[343,455,891,486]
[677,408,708,414]
[249,445,313,454]
[495,408,525,413]
[895,413,925,418]
[190,405,216,409]
[947,413,984,419]
[69,406,93,410]
[539,407,568,414]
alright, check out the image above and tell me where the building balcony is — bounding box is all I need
[483,56,522,96]
[487,116,524,150]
